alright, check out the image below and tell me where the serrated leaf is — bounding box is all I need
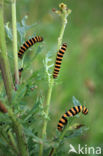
[17,16,37,43]
[72,96,81,106]
[12,84,27,105]
[24,128,36,138]
[65,126,89,139]
[24,128,43,144]
[5,22,13,40]
[23,102,40,121]
[44,54,53,83]
[35,45,43,57]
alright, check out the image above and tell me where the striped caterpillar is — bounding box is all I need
[18,36,43,58]
[57,105,88,131]
[53,43,67,79]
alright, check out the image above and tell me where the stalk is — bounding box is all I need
[49,127,69,156]
[39,3,71,156]
[41,79,54,137]
[57,16,67,49]
[7,130,19,154]
[11,0,19,85]
[8,108,29,156]
[39,78,54,156]
[0,0,14,103]
[0,1,28,155]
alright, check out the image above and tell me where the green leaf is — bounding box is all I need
[43,54,54,83]
[5,22,13,40]
[17,16,37,43]
[65,126,89,139]
[12,84,27,104]
[23,97,41,122]
[72,96,81,106]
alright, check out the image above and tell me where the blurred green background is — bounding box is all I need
[4,0,103,155]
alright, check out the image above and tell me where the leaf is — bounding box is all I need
[23,97,41,121]
[35,45,43,57]
[24,128,43,145]
[43,54,53,83]
[65,126,89,139]
[72,96,81,106]
[5,22,13,40]
[17,16,37,43]
[24,45,44,70]
[12,84,27,103]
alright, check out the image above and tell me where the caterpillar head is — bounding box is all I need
[38,36,43,41]
[82,106,88,115]
[19,68,23,72]
[62,43,67,48]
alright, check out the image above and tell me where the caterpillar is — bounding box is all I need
[57,105,88,131]
[19,68,23,78]
[18,36,43,58]
[53,43,67,79]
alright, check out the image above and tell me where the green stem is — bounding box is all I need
[42,79,54,137]
[39,6,69,156]
[49,4,71,156]
[0,129,18,155]
[0,0,14,103]
[7,130,19,155]
[11,0,19,85]
[50,127,68,156]
[58,16,67,49]
[50,120,75,155]
[8,108,29,156]
[39,78,54,156]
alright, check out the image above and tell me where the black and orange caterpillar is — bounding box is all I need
[53,43,67,79]
[18,36,43,58]
[19,68,23,78]
[57,105,88,131]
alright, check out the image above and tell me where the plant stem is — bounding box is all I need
[58,16,67,49]
[39,4,70,156]
[11,0,19,85]
[49,3,71,156]
[56,3,72,49]
[8,108,29,156]
[0,0,14,103]
[42,78,54,137]
[7,130,19,154]
[50,128,68,156]
[39,78,54,156]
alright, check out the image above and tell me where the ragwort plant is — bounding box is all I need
[0,1,88,156]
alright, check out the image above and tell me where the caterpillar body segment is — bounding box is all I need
[57,105,88,131]
[18,36,43,58]
[53,43,67,79]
